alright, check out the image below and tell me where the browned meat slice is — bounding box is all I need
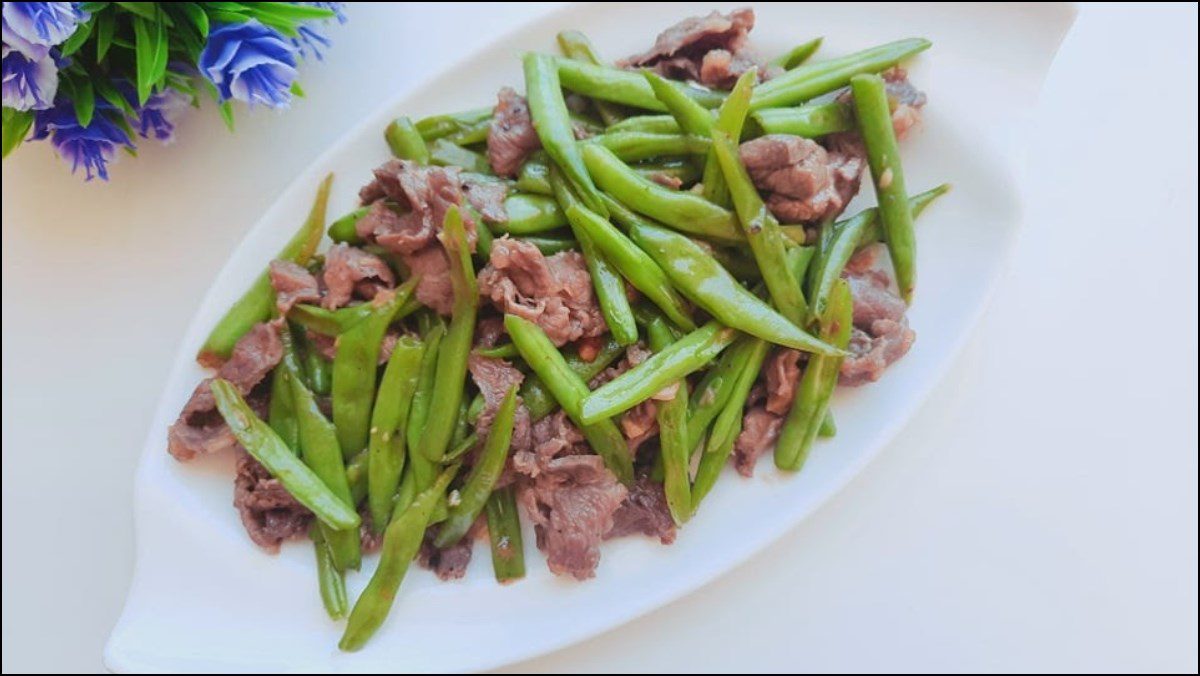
[733,405,783,477]
[519,454,628,580]
[467,353,532,453]
[511,410,586,479]
[765,348,801,415]
[358,160,476,254]
[320,243,395,310]
[487,87,541,177]
[590,343,668,456]
[473,316,506,349]
[168,322,283,462]
[619,7,771,89]
[268,260,321,314]
[462,174,509,224]
[418,521,479,581]
[404,244,455,316]
[606,478,676,544]
[478,237,607,346]
[739,134,865,224]
[233,451,311,552]
[839,244,915,386]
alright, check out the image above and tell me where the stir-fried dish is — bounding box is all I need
[167,7,946,650]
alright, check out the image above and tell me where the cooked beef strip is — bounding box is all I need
[233,451,311,553]
[733,404,783,477]
[487,87,541,178]
[467,353,532,454]
[618,7,774,89]
[839,244,915,386]
[739,133,865,224]
[418,521,480,581]
[462,174,510,224]
[268,260,321,315]
[606,478,676,544]
[764,348,801,416]
[320,243,395,310]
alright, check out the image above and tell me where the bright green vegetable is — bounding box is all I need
[385,116,430,164]
[475,343,519,360]
[485,486,526,583]
[750,38,932,110]
[328,205,369,244]
[770,37,823,70]
[435,386,518,547]
[339,464,459,652]
[580,321,736,424]
[210,379,360,531]
[555,57,725,110]
[367,335,424,532]
[505,314,634,483]
[310,525,348,620]
[267,357,300,452]
[642,70,716,136]
[685,335,757,452]
[591,131,711,162]
[288,301,376,336]
[516,234,579,255]
[702,69,757,208]
[445,118,491,146]
[198,174,331,364]
[647,319,691,524]
[607,114,680,135]
[516,156,553,195]
[428,138,491,174]
[487,193,567,235]
[443,432,479,463]
[415,107,492,141]
[521,337,625,420]
[750,101,853,137]
[819,411,837,438]
[557,30,625,126]
[346,449,369,504]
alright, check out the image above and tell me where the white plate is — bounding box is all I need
[104,2,1077,672]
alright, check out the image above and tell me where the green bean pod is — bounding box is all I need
[685,335,757,452]
[339,464,459,652]
[210,379,360,530]
[505,314,634,483]
[819,411,837,438]
[769,37,824,70]
[516,234,579,256]
[750,38,932,110]
[775,279,854,471]
[642,70,716,136]
[606,114,681,135]
[418,207,477,462]
[555,57,725,111]
[385,116,430,164]
[435,386,519,547]
[702,69,757,208]
[521,336,625,420]
[328,205,369,244]
[629,220,843,356]
[288,301,375,336]
[345,448,369,504]
[445,118,491,146]
[487,193,567,235]
[415,107,492,141]
[428,138,492,174]
[524,52,608,217]
[198,174,331,364]
[485,486,526,583]
[443,432,479,463]
[590,131,711,162]
[310,524,348,620]
[474,343,520,360]
[267,362,300,453]
[332,279,416,459]
[751,101,854,138]
[582,143,742,244]
[522,155,702,194]
[556,30,625,126]
[691,337,769,512]
[580,321,736,424]
[367,335,424,532]
[647,319,691,525]
[634,159,702,187]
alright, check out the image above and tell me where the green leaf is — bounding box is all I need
[59,18,95,57]
[96,12,116,61]
[116,2,157,20]
[73,79,97,127]
[289,81,305,98]
[133,16,153,104]
[219,101,236,132]
[3,108,36,159]
[253,2,336,21]
[94,77,137,117]
[152,10,170,87]
[207,9,247,25]
[179,2,208,37]
[80,2,112,12]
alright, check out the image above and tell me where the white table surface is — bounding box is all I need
[2,3,1196,673]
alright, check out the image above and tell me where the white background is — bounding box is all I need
[2,3,1196,672]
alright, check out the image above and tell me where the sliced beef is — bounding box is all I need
[765,348,801,415]
[733,405,783,477]
[404,244,455,316]
[467,353,532,454]
[590,343,664,455]
[606,478,676,544]
[839,244,915,386]
[511,409,586,479]
[462,174,509,224]
[268,260,321,314]
[168,322,283,462]
[233,451,311,552]
[320,243,395,310]
[474,316,507,349]
[739,133,865,224]
[417,522,478,581]
[478,237,607,346]
[618,7,771,89]
[487,87,541,177]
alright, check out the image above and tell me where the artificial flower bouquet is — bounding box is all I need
[2,2,344,180]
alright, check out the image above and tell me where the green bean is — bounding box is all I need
[686,335,756,452]
[436,386,518,547]
[808,185,949,319]
[556,30,625,126]
[485,486,526,583]
[523,155,701,194]
[819,411,837,438]
[647,319,691,524]
[590,131,710,162]
[346,449,368,504]
[516,234,579,256]
[710,245,764,282]
[475,216,494,260]
[328,205,369,244]
[516,156,552,195]
[702,70,757,208]
[505,314,634,483]
[642,70,716,137]
[445,118,491,146]
[569,111,607,137]
[417,207,477,462]
[712,130,808,324]
[634,159,702,187]
[367,335,424,532]
[283,333,361,571]
[385,116,430,164]
[475,343,519,360]
[750,38,932,110]
[775,279,853,471]
[310,524,348,620]
[450,396,472,447]
[428,138,492,174]
[267,360,300,453]
[770,37,823,70]
[550,167,638,345]
[487,193,567,235]
[210,379,360,530]
[390,470,416,519]
[582,143,742,244]
[524,53,609,217]
[629,220,843,355]
[415,107,492,141]
[607,114,680,135]
[288,301,374,336]
[555,57,725,111]
[691,337,769,511]
[787,244,817,297]
[851,73,916,302]
[751,101,854,138]
[563,203,695,331]
[339,464,459,652]
[332,279,416,459]
[296,334,332,396]
[521,336,624,420]
[443,432,479,463]
[198,174,331,364]
[580,321,736,424]
[406,323,446,473]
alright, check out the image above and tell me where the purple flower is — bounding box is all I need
[291,2,346,60]
[198,20,297,109]
[2,46,57,110]
[135,88,190,143]
[32,100,133,180]
[2,2,88,60]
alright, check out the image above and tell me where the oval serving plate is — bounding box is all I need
[105,2,1076,672]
